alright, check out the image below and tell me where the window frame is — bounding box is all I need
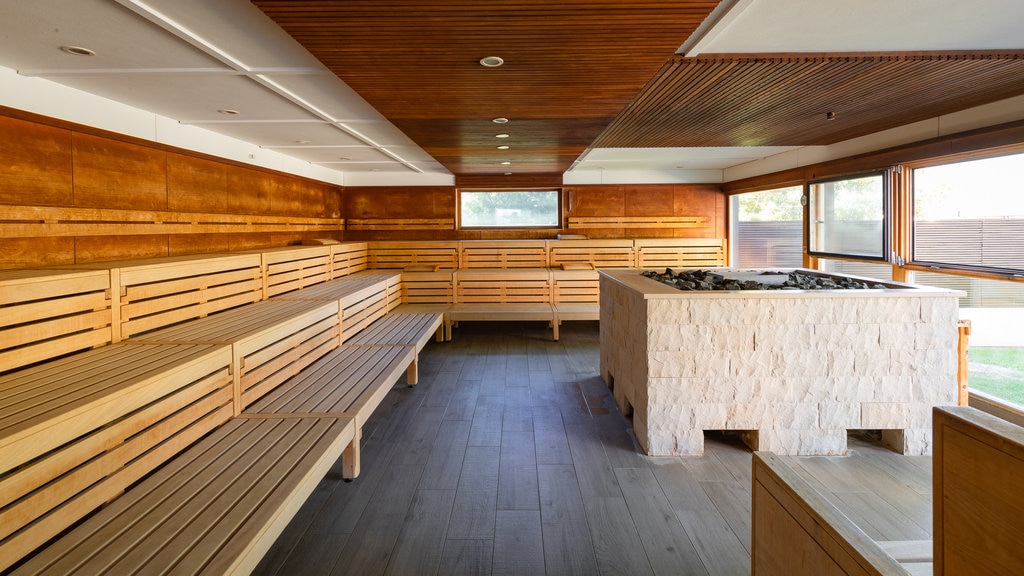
[907,150,1024,278]
[457,188,562,230]
[806,170,892,263]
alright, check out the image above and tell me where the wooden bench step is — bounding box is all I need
[0,343,234,573]
[11,415,355,576]
[130,299,341,412]
[344,312,443,385]
[245,345,415,478]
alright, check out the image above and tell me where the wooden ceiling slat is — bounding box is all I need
[592,52,1024,149]
[255,3,1024,174]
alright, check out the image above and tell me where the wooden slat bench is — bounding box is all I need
[248,245,333,299]
[450,268,557,339]
[244,344,416,480]
[128,299,341,413]
[551,267,601,330]
[0,268,112,373]
[0,342,234,573]
[10,415,356,576]
[54,253,265,342]
[271,271,401,341]
[245,312,442,477]
[458,240,549,269]
[634,237,727,268]
[344,312,444,385]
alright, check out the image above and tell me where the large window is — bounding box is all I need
[459,189,560,228]
[912,152,1024,274]
[808,172,889,261]
[729,186,803,268]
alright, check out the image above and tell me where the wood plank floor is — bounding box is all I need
[253,321,932,576]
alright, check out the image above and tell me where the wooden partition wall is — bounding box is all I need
[0,108,343,270]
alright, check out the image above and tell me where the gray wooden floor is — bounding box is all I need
[253,321,932,576]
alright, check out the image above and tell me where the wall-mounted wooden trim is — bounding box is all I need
[0,205,343,238]
[347,218,454,231]
[567,216,709,229]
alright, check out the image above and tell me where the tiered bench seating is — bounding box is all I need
[751,405,1024,576]
[0,245,443,574]
[0,342,235,573]
[11,415,356,576]
[0,268,113,373]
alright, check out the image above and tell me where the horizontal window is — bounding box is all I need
[459,190,560,228]
[912,153,1024,275]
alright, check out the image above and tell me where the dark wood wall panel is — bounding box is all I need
[0,115,73,206]
[0,108,343,270]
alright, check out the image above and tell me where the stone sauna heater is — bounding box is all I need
[599,268,962,456]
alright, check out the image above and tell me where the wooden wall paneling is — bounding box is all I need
[74,235,170,263]
[167,153,228,214]
[169,233,234,257]
[673,185,724,238]
[0,115,73,206]
[71,133,168,211]
[0,237,75,270]
[625,185,674,216]
[227,166,272,215]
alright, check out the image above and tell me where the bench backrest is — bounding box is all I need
[933,405,1024,575]
[0,269,112,374]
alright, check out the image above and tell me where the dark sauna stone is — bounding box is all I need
[641,268,879,292]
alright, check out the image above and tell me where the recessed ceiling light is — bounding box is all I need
[479,56,504,68]
[492,117,509,124]
[495,133,510,138]
[497,145,510,150]
[825,111,837,120]
[504,172,513,176]
[339,156,352,161]
[60,45,95,56]
[500,161,512,166]
[295,140,312,145]
[217,109,240,115]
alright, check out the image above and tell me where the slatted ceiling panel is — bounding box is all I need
[254,1,720,175]
[593,52,1024,149]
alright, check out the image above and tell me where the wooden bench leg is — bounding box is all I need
[343,428,362,480]
[406,354,419,386]
[553,320,559,341]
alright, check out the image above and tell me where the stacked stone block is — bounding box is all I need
[599,269,960,456]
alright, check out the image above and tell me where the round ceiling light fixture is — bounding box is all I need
[497,145,510,150]
[60,45,95,56]
[492,117,509,124]
[500,161,512,166]
[479,56,504,68]
[495,133,510,139]
[217,108,240,115]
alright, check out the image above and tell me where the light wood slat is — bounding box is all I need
[0,204,342,237]
[0,268,112,373]
[568,215,709,229]
[634,237,727,268]
[547,239,635,269]
[329,242,370,278]
[348,218,454,231]
[0,343,234,573]
[12,416,355,576]
[459,241,549,269]
[368,241,460,270]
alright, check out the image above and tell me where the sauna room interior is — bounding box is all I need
[1,1,1023,575]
